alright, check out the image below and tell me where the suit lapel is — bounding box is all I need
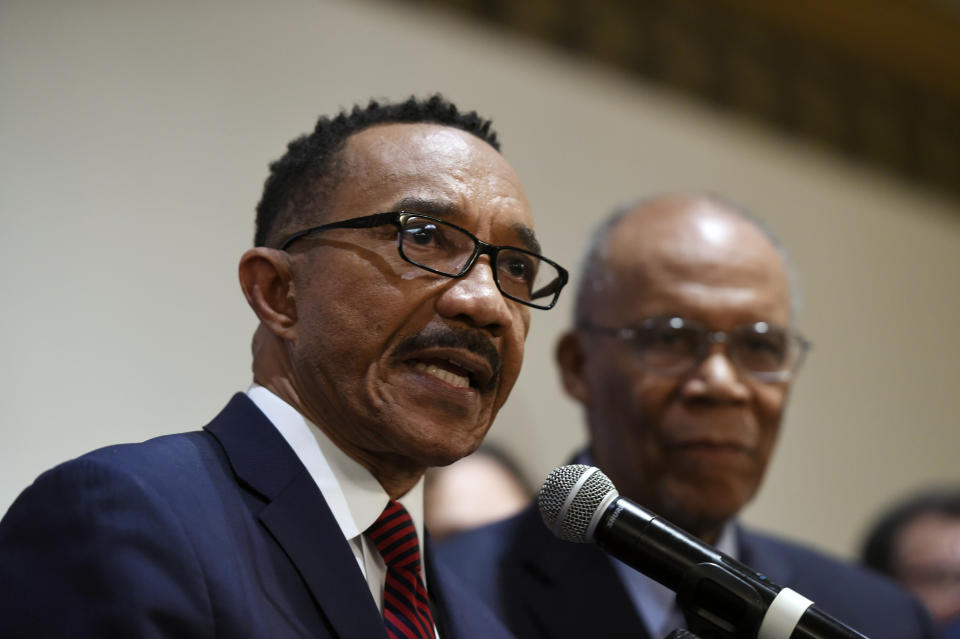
[503,505,651,639]
[260,473,388,639]
[205,394,388,639]
[423,536,454,639]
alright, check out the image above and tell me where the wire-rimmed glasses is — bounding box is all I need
[577,316,811,382]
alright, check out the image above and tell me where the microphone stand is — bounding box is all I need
[676,562,766,639]
[674,562,778,639]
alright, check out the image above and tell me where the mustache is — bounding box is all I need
[392,326,502,391]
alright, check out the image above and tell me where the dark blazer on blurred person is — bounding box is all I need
[438,503,935,639]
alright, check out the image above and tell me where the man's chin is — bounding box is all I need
[658,505,734,542]
[396,421,491,467]
[659,485,749,534]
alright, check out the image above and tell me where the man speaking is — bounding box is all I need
[0,95,568,638]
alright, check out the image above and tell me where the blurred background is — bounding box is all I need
[1,0,958,560]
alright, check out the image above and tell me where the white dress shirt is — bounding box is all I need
[245,384,429,613]
[612,520,739,638]
[575,451,739,638]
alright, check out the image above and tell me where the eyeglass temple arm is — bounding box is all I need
[278,212,400,250]
[332,212,399,229]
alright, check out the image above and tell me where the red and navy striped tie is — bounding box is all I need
[367,500,436,639]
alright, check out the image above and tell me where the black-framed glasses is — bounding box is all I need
[277,211,569,310]
[577,316,811,382]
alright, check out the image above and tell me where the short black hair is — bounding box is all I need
[860,488,960,577]
[254,94,501,247]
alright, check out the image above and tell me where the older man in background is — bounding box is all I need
[438,194,933,638]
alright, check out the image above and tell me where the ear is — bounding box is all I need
[555,330,590,405]
[238,247,297,340]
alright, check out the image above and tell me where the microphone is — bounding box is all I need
[538,465,869,639]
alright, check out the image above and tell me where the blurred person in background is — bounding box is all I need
[426,444,532,541]
[438,194,934,638]
[862,488,960,633]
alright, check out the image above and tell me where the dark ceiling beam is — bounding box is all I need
[389,0,960,201]
[715,0,960,102]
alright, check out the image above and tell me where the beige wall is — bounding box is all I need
[1,0,958,560]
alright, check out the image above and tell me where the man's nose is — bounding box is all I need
[681,346,750,402]
[435,256,514,333]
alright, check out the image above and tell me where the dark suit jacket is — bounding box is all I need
[0,394,513,638]
[436,503,935,639]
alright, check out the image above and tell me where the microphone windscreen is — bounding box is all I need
[537,464,617,542]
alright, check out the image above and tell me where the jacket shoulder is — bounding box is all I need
[742,528,935,638]
[434,510,526,602]
[0,432,219,637]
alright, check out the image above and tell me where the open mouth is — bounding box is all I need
[409,357,483,390]
[391,327,500,393]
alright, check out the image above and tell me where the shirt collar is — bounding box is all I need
[611,519,739,637]
[245,384,426,546]
[578,449,740,636]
